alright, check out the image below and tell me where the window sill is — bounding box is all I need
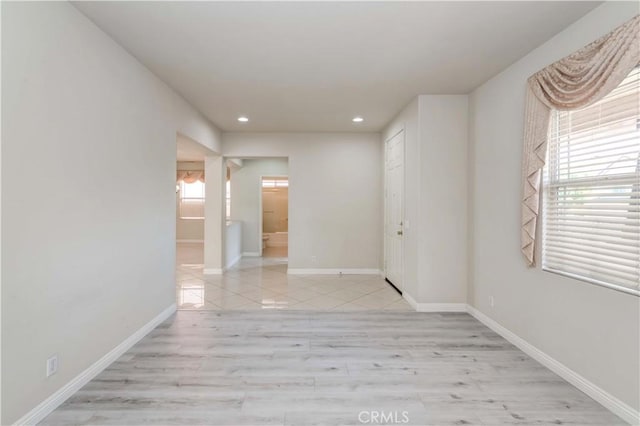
[542,267,639,297]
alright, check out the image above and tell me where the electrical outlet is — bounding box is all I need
[46,354,58,378]
[311,255,317,264]
[490,296,495,308]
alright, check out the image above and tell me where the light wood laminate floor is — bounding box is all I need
[40,310,624,425]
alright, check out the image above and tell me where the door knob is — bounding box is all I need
[397,230,403,236]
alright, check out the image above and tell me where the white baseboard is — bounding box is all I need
[287,268,381,275]
[242,252,261,257]
[14,303,176,426]
[203,268,223,275]
[466,305,639,425]
[403,292,419,310]
[417,303,467,312]
[402,293,466,312]
[225,254,242,270]
[176,239,203,243]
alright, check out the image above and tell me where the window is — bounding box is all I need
[543,66,639,295]
[262,178,288,188]
[226,179,231,219]
[179,180,205,219]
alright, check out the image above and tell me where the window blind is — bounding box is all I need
[543,66,640,295]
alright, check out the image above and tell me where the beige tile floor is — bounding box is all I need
[176,243,412,311]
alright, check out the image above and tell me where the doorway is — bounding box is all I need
[261,176,289,258]
[175,133,214,310]
[384,130,404,293]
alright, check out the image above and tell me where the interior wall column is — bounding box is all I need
[203,155,225,273]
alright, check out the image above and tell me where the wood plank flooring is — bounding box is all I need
[40,310,625,425]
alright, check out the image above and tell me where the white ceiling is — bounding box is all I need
[74,1,599,133]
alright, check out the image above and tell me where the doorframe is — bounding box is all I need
[258,174,289,257]
[383,127,406,289]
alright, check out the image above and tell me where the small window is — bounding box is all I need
[226,179,231,219]
[262,178,288,188]
[543,66,640,295]
[179,180,205,219]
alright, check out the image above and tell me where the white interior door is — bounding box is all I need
[385,130,404,291]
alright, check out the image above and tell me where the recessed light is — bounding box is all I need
[352,116,364,123]
[237,116,249,122]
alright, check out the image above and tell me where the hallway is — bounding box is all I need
[176,243,412,311]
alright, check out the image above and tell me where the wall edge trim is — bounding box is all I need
[241,252,261,257]
[418,303,467,312]
[403,292,419,310]
[287,268,381,275]
[13,303,177,426]
[403,293,467,312]
[466,304,639,425]
[225,255,242,271]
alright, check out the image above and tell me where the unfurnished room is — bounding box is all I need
[1,1,639,425]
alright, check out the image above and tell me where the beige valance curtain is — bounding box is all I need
[177,170,205,183]
[521,14,640,266]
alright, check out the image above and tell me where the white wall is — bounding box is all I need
[418,96,468,303]
[176,161,205,241]
[223,133,383,271]
[1,2,221,423]
[203,155,226,273]
[177,215,204,241]
[468,2,640,413]
[383,95,468,305]
[230,158,289,255]
[0,2,3,419]
[225,221,242,269]
[172,101,222,155]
